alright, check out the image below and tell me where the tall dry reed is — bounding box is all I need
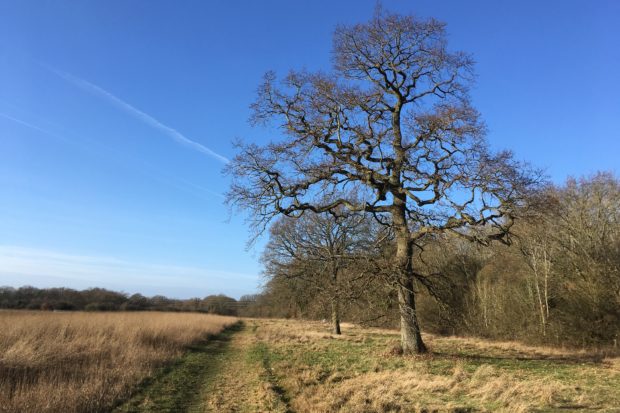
[0,310,236,413]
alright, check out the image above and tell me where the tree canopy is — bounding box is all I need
[227,9,540,353]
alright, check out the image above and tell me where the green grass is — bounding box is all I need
[252,320,620,412]
[247,342,293,412]
[113,322,243,413]
[110,319,620,412]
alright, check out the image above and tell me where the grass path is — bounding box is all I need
[193,321,289,413]
[114,321,288,413]
[115,319,620,412]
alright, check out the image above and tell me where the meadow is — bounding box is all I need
[0,311,237,413]
[119,318,620,413]
[243,320,620,412]
[2,313,619,412]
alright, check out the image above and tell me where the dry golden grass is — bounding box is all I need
[295,364,566,413]
[431,334,609,360]
[603,357,620,372]
[194,330,288,412]
[247,318,620,413]
[0,310,237,413]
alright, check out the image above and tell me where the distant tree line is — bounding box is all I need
[0,286,241,316]
[238,173,620,349]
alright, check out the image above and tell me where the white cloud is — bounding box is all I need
[0,245,257,298]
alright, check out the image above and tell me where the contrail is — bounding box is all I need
[51,69,229,164]
[0,113,59,137]
[0,112,225,199]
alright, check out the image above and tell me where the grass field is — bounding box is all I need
[240,319,620,412]
[2,314,619,412]
[0,311,237,413]
[118,318,620,413]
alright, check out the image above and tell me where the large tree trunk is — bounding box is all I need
[395,230,427,354]
[390,101,427,354]
[397,277,426,354]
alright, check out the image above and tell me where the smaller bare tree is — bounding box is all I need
[263,210,377,334]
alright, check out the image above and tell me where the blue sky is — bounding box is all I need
[1,0,618,298]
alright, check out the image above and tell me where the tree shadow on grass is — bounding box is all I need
[429,349,604,366]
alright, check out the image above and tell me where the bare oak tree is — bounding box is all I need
[227,9,538,353]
